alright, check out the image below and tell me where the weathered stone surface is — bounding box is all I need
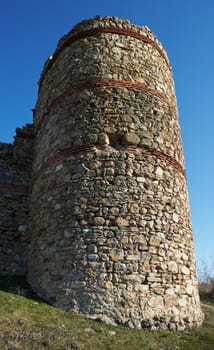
[168,261,178,273]
[164,296,177,307]
[0,126,33,275]
[94,217,105,226]
[150,236,161,247]
[186,284,194,295]
[123,133,140,146]
[105,281,114,289]
[148,296,164,309]
[155,166,163,177]
[109,248,124,261]
[0,16,203,331]
[181,266,190,275]
[109,207,120,215]
[98,133,110,145]
[115,217,129,227]
[178,298,187,307]
[172,213,179,223]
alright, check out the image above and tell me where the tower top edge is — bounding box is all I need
[58,15,164,52]
[38,16,171,88]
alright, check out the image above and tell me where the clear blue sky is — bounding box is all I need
[0,0,213,270]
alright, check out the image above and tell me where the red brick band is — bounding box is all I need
[32,145,97,183]
[39,26,170,88]
[35,78,176,135]
[0,183,29,194]
[126,145,185,177]
[32,144,185,186]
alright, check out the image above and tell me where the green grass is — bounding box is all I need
[0,276,214,350]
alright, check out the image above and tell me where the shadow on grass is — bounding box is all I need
[0,275,45,303]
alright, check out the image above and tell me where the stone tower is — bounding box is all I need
[28,16,203,330]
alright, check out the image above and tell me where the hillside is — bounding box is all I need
[0,276,213,350]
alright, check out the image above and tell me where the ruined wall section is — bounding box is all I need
[28,16,203,330]
[0,124,34,275]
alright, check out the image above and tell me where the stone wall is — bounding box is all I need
[0,124,34,275]
[28,16,203,330]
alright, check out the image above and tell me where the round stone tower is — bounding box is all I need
[28,16,203,330]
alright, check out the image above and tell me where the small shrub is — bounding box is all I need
[198,259,214,302]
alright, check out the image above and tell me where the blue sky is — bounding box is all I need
[0,0,213,270]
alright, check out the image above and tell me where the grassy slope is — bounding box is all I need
[0,277,213,350]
